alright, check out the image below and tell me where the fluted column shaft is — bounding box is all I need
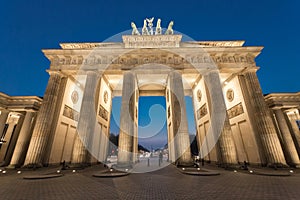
[203,70,238,165]
[0,110,9,136]
[243,70,286,166]
[24,72,63,167]
[117,72,136,167]
[8,111,35,168]
[274,109,300,167]
[71,71,99,164]
[286,110,300,158]
[169,71,192,165]
[0,115,22,164]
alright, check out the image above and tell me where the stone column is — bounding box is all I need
[132,91,139,164]
[274,109,300,167]
[191,86,204,160]
[0,110,9,136]
[24,71,64,167]
[241,70,286,166]
[133,121,138,163]
[8,111,35,168]
[117,72,136,167]
[71,71,99,166]
[287,111,300,156]
[133,90,139,163]
[203,70,238,165]
[0,113,24,166]
[168,71,192,166]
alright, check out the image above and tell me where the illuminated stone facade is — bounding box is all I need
[0,34,299,168]
[0,92,42,168]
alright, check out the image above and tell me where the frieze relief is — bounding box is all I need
[227,102,244,119]
[197,103,208,120]
[63,105,79,122]
[98,105,108,121]
[50,53,255,69]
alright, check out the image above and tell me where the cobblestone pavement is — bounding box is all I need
[0,164,300,200]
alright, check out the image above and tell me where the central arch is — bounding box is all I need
[93,47,237,171]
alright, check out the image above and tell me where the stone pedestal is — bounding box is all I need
[168,71,192,166]
[203,70,238,165]
[117,72,136,168]
[8,111,35,168]
[24,72,64,167]
[242,70,286,167]
[71,71,99,166]
[274,109,300,167]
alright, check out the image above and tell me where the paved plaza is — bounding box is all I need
[0,163,300,200]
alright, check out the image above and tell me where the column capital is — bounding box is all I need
[47,70,65,77]
[0,109,10,114]
[191,67,219,77]
[77,69,103,76]
[272,106,284,111]
[123,70,136,76]
[240,67,259,75]
[86,70,101,77]
[23,109,36,113]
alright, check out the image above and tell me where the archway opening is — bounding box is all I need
[107,95,198,169]
[138,96,168,159]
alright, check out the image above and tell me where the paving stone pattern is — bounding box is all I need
[0,165,300,200]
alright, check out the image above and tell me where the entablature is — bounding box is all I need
[43,46,261,71]
[0,92,42,111]
[265,92,300,109]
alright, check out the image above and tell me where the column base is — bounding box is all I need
[176,159,193,167]
[67,162,90,169]
[267,163,289,168]
[217,163,240,170]
[286,163,300,169]
[0,161,8,167]
[115,162,133,170]
[6,164,21,169]
[294,164,300,169]
[22,163,43,169]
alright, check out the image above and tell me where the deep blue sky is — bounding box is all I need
[0,0,299,96]
[0,0,299,148]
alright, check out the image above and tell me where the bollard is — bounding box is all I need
[147,158,150,167]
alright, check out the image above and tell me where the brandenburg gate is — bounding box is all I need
[2,19,299,169]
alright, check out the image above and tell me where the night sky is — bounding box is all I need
[1,0,299,149]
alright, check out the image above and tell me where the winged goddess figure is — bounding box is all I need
[146,17,154,35]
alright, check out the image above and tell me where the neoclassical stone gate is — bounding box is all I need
[12,24,297,169]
